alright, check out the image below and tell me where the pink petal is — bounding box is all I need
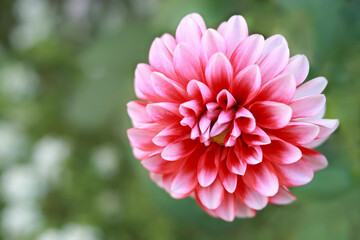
[259,34,288,62]
[281,54,310,86]
[216,89,237,110]
[146,102,181,124]
[161,139,199,161]
[200,29,226,64]
[173,43,204,85]
[127,128,159,151]
[149,38,176,79]
[230,34,265,75]
[262,138,302,164]
[197,147,221,187]
[242,161,279,197]
[290,95,326,119]
[238,142,263,165]
[160,33,176,54]
[176,13,206,49]
[219,160,238,193]
[205,53,233,93]
[226,147,247,175]
[242,127,271,146]
[256,73,296,103]
[268,186,296,205]
[305,119,339,139]
[219,15,248,57]
[294,76,327,100]
[179,100,204,117]
[300,147,328,171]
[269,122,320,145]
[235,181,268,210]
[231,64,261,105]
[213,192,236,222]
[141,154,180,174]
[234,107,256,133]
[196,178,224,209]
[235,198,256,218]
[272,158,314,187]
[151,72,187,101]
[170,157,198,198]
[127,101,152,126]
[134,64,158,100]
[259,36,289,84]
[218,108,236,124]
[249,101,292,129]
[152,124,189,146]
[209,120,230,137]
[187,80,215,103]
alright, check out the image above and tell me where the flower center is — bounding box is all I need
[211,128,230,146]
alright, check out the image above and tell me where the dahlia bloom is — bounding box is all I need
[127,13,339,221]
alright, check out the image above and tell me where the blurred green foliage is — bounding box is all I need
[0,0,359,239]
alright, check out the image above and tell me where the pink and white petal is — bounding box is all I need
[127,128,159,151]
[213,193,236,222]
[230,34,265,75]
[160,33,177,54]
[170,157,198,198]
[205,53,233,93]
[268,122,320,145]
[240,143,263,165]
[231,64,261,105]
[216,89,237,110]
[259,41,290,84]
[141,154,181,174]
[200,29,226,64]
[290,95,326,119]
[173,43,204,85]
[268,186,296,205]
[303,137,328,149]
[127,101,152,124]
[152,124,189,146]
[196,178,224,209]
[220,15,248,57]
[259,34,288,63]
[281,54,309,86]
[149,38,177,79]
[235,198,256,218]
[294,76,328,100]
[151,72,187,101]
[219,161,238,193]
[197,147,221,187]
[256,73,296,103]
[242,127,271,146]
[179,100,204,117]
[209,120,231,137]
[249,101,292,129]
[242,161,279,197]
[218,108,236,124]
[262,138,301,164]
[305,119,339,139]
[300,147,328,171]
[146,102,181,124]
[227,147,247,175]
[234,107,256,133]
[272,158,314,187]
[187,80,215,103]
[161,139,199,161]
[235,182,268,210]
[134,64,158,100]
[175,13,206,49]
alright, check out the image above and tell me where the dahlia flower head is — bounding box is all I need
[127,13,339,221]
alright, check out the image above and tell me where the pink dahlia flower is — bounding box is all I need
[127,13,339,221]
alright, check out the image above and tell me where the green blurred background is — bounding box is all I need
[0,0,359,239]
